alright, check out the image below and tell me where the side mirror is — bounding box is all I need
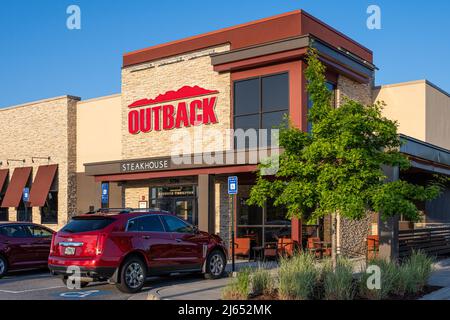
[193,226,200,234]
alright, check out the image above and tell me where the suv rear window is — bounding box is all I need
[61,218,114,233]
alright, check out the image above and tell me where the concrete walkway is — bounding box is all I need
[421,258,450,300]
[145,260,278,300]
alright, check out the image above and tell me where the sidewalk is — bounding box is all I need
[143,260,278,300]
[421,258,450,300]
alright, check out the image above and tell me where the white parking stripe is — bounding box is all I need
[0,285,64,294]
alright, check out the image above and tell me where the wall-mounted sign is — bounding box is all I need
[127,85,219,134]
[120,159,171,173]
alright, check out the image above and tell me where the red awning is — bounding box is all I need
[29,165,58,207]
[1,167,32,208]
[0,169,9,193]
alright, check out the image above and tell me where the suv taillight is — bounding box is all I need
[96,233,107,255]
[50,233,56,255]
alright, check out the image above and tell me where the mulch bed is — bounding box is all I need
[249,285,443,300]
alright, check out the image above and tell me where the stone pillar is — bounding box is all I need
[198,174,215,233]
[378,166,400,261]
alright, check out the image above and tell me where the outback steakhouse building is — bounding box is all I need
[3,10,448,260]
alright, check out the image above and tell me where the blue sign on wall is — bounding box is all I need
[101,183,109,205]
[22,187,30,202]
[228,176,238,195]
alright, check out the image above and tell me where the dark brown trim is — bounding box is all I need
[94,165,258,183]
[211,35,310,66]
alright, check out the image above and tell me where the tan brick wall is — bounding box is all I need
[337,75,373,106]
[121,45,231,160]
[0,96,78,230]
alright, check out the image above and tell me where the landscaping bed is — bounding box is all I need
[223,251,437,301]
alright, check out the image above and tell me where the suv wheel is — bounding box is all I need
[0,255,7,278]
[116,257,147,293]
[205,250,226,279]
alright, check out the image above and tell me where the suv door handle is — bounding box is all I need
[175,238,182,243]
[142,236,151,240]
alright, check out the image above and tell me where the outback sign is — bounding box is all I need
[128,85,219,134]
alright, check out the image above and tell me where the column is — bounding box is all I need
[198,174,215,233]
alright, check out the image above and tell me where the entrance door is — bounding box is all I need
[150,186,197,225]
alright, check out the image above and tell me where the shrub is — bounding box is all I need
[222,268,251,300]
[323,257,356,300]
[278,253,318,300]
[395,250,433,296]
[359,258,398,300]
[251,267,274,297]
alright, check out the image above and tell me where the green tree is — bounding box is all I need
[248,49,441,256]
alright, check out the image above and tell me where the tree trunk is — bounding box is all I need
[331,212,338,270]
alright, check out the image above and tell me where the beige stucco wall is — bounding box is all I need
[426,84,450,150]
[76,94,122,172]
[373,80,427,142]
[0,96,78,230]
[374,80,450,151]
[76,94,123,214]
[121,45,232,160]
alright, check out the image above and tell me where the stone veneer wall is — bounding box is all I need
[0,96,78,230]
[336,75,374,257]
[121,45,231,160]
[215,176,231,248]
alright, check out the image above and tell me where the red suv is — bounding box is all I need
[48,209,227,293]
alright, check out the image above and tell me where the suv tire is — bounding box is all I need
[116,257,147,293]
[205,250,226,280]
[0,255,7,278]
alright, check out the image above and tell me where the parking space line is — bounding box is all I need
[0,285,65,294]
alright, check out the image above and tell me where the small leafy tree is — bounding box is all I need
[248,49,441,254]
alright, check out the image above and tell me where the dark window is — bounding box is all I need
[234,73,289,150]
[161,215,194,233]
[26,225,53,238]
[61,218,114,233]
[0,225,31,238]
[307,81,336,133]
[41,191,58,224]
[0,209,8,222]
[234,78,260,116]
[127,215,165,232]
[262,73,289,112]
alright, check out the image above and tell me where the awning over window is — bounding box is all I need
[0,169,9,193]
[29,165,58,207]
[1,167,32,208]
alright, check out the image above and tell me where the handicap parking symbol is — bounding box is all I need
[59,290,108,299]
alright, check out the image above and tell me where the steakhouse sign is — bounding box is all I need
[128,85,219,134]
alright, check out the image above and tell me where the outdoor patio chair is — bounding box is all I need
[367,235,379,260]
[232,237,251,261]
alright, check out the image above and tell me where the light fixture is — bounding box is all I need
[32,156,51,163]
[7,159,25,165]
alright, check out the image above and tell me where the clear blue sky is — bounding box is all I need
[1,0,449,107]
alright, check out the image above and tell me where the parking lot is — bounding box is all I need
[0,269,228,300]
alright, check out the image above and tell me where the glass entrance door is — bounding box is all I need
[150,186,197,225]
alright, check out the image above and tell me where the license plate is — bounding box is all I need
[64,247,76,256]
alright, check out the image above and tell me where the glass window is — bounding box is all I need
[61,218,114,233]
[0,225,31,238]
[262,73,289,112]
[265,201,290,226]
[234,78,260,116]
[161,215,194,233]
[26,225,53,238]
[127,215,165,232]
[0,208,8,222]
[237,198,263,225]
[234,73,289,150]
[41,191,58,225]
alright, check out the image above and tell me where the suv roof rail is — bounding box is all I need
[87,208,175,215]
[93,208,134,214]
